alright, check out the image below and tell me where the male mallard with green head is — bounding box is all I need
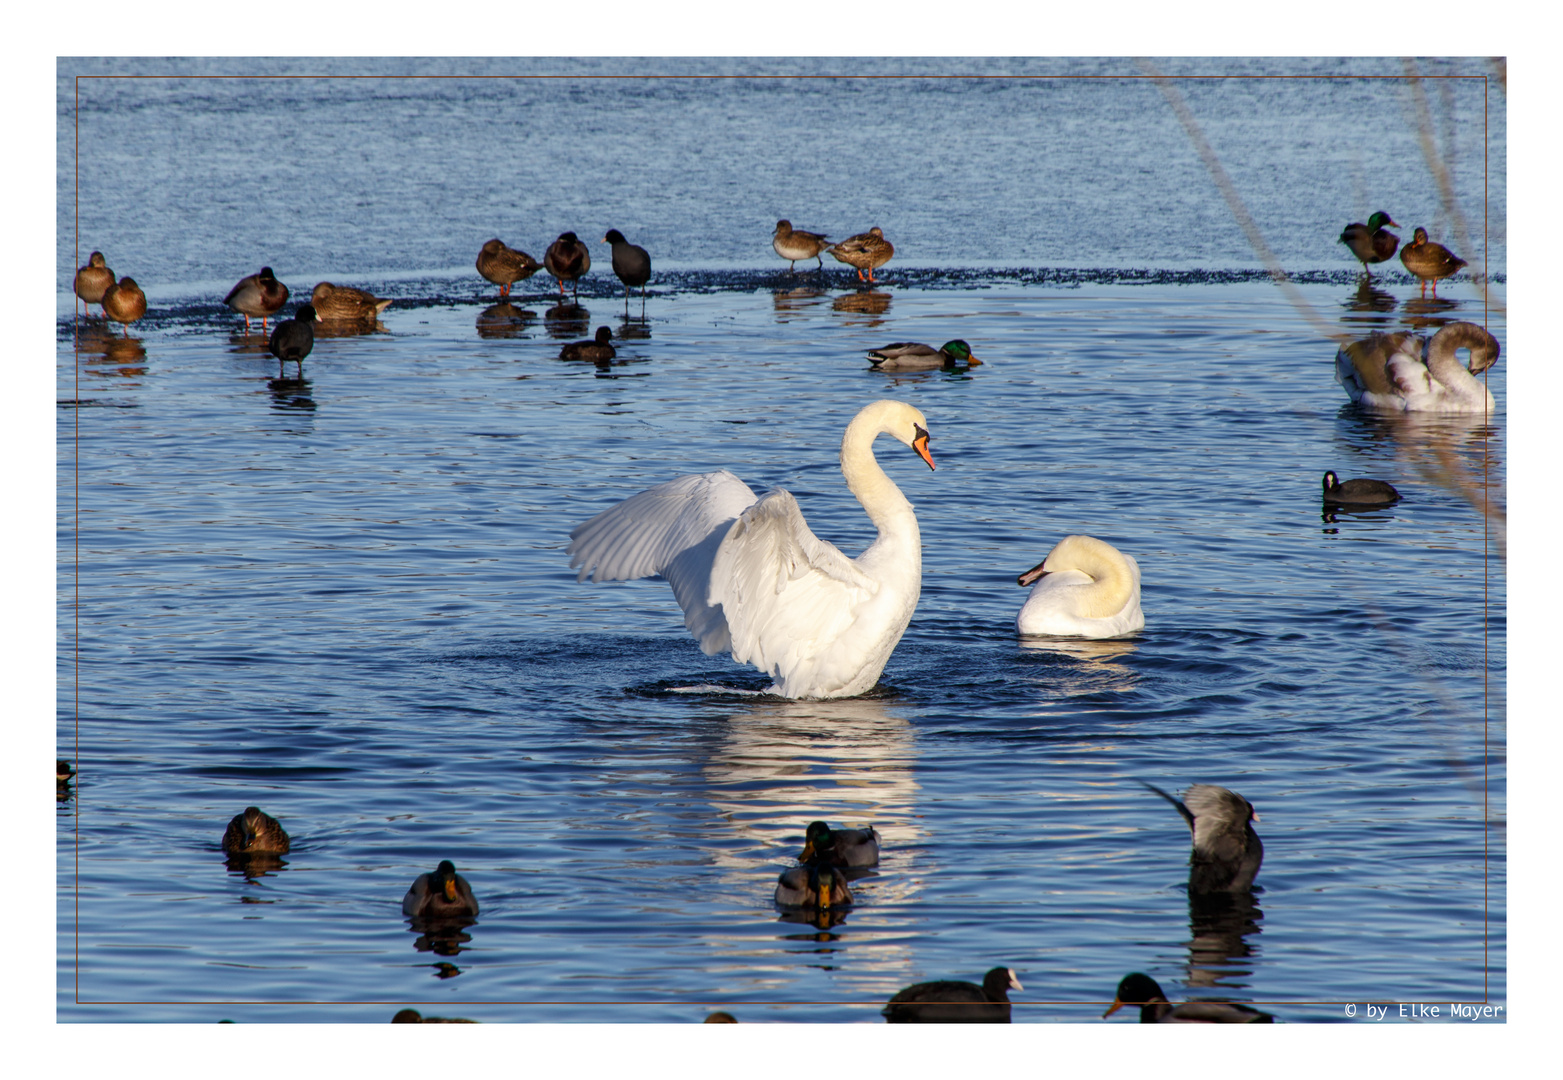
[1338,211,1399,274]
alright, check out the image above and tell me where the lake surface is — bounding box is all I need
[57,59,1506,1024]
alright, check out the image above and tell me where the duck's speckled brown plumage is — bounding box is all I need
[74,251,116,313]
[544,232,591,299]
[310,282,392,322]
[101,276,147,332]
[828,227,894,283]
[772,220,831,272]
[1399,227,1467,295]
[221,806,291,855]
[476,239,542,298]
[224,268,290,331]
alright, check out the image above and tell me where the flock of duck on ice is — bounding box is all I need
[68,209,1497,1023]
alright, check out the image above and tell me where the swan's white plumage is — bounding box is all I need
[1016,535,1144,639]
[1335,321,1499,413]
[567,400,933,699]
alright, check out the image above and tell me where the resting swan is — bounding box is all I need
[1015,535,1144,639]
[567,400,936,699]
[1334,321,1499,413]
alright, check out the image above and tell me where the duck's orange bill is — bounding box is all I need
[1103,997,1126,1018]
[444,879,458,902]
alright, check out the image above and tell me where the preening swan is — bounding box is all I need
[1334,321,1498,413]
[567,400,936,699]
[1015,535,1143,639]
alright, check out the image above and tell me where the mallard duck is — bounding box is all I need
[310,282,392,322]
[224,268,290,332]
[391,1009,476,1023]
[476,239,541,298]
[268,305,318,370]
[1399,227,1467,296]
[1017,535,1144,639]
[544,232,591,300]
[703,1011,738,1023]
[828,227,894,284]
[57,759,75,789]
[1141,782,1262,893]
[774,860,854,910]
[1335,321,1498,413]
[100,276,147,334]
[560,325,616,362]
[73,251,116,316]
[883,967,1023,1024]
[1338,211,1400,274]
[221,806,291,855]
[603,229,651,305]
[773,220,831,272]
[867,340,981,372]
[798,821,880,868]
[1103,973,1273,1023]
[1322,471,1400,506]
[402,859,480,918]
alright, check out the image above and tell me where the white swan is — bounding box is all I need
[567,400,936,699]
[1334,321,1499,413]
[1015,535,1144,639]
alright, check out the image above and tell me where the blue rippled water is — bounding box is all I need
[58,58,1505,1024]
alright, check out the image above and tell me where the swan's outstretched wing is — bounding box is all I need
[567,470,759,652]
[709,489,881,690]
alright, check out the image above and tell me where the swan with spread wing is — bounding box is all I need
[567,400,936,699]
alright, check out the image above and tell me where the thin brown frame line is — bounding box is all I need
[64,64,1504,1014]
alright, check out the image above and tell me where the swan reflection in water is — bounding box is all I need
[476,302,535,340]
[543,302,590,340]
[1015,637,1141,697]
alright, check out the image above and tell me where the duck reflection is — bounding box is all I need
[615,316,653,341]
[476,302,536,340]
[1401,295,1463,330]
[831,290,892,326]
[1183,891,1264,990]
[410,920,476,958]
[1015,637,1141,696]
[76,324,148,377]
[544,302,591,339]
[1341,278,1397,315]
[227,329,272,356]
[224,851,287,879]
[314,317,388,339]
[772,287,829,322]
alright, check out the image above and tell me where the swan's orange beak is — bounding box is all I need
[913,425,935,471]
[1103,997,1126,1018]
[1017,560,1049,587]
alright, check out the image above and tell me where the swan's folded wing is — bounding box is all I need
[708,488,879,680]
[1386,352,1437,399]
[567,470,759,652]
[1336,333,1413,397]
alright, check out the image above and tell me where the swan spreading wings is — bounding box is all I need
[567,400,936,699]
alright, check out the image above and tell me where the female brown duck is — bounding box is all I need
[310,282,392,322]
[772,220,831,272]
[544,232,591,300]
[1399,227,1467,296]
[221,806,291,855]
[74,252,115,316]
[101,277,147,334]
[828,227,894,284]
[476,239,541,298]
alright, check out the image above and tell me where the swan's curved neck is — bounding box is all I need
[1071,549,1135,618]
[1426,324,1499,390]
[839,407,915,531]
